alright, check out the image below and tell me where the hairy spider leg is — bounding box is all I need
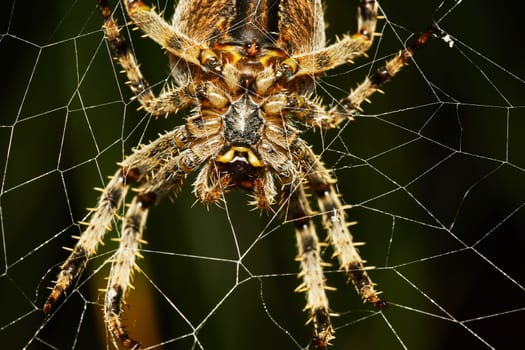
[281,139,385,349]
[44,128,186,314]
[300,145,385,308]
[281,0,379,79]
[119,0,223,71]
[329,27,434,120]
[283,181,335,348]
[43,171,129,314]
[99,0,197,116]
[104,148,203,349]
[263,18,433,131]
[279,0,433,128]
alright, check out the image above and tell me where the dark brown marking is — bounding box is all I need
[316,53,331,69]
[312,306,333,349]
[121,167,141,183]
[347,262,387,308]
[43,246,89,314]
[109,285,123,315]
[137,192,156,209]
[105,187,123,209]
[369,66,393,87]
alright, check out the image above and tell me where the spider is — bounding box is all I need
[44,0,433,348]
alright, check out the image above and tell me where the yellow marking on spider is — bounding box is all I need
[216,146,264,167]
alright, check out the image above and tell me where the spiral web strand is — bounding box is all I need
[1,1,524,349]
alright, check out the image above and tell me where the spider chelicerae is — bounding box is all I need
[44,0,433,348]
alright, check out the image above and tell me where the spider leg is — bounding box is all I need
[250,170,278,211]
[299,143,385,308]
[117,0,219,71]
[283,181,335,348]
[280,0,378,79]
[43,169,129,314]
[104,148,204,349]
[193,161,231,206]
[98,0,197,116]
[329,28,434,120]
[277,27,433,129]
[105,195,146,350]
[43,128,187,314]
[262,93,340,129]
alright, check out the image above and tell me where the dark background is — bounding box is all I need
[1,1,524,349]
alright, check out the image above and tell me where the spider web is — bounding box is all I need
[1,1,524,349]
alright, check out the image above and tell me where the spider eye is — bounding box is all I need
[245,38,260,57]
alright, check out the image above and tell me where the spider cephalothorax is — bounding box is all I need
[44,0,432,348]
